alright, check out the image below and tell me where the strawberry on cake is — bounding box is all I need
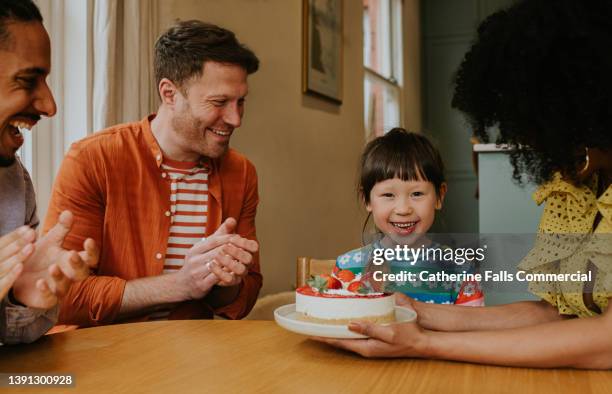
[295,270,395,325]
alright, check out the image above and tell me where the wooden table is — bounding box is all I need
[0,321,610,393]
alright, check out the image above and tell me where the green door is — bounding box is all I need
[422,0,515,233]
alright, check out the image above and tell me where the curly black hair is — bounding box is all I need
[0,0,42,49]
[452,0,612,185]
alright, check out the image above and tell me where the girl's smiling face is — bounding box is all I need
[366,177,446,243]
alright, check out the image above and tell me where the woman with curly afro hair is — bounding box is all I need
[317,0,612,369]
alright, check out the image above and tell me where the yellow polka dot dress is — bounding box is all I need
[518,174,612,317]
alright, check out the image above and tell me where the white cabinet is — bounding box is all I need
[476,144,542,304]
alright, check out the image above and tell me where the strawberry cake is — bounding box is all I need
[295,270,395,325]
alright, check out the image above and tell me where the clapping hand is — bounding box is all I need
[0,226,36,301]
[12,211,99,309]
[177,218,258,300]
[202,217,258,287]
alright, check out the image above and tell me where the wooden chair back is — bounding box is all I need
[296,257,336,288]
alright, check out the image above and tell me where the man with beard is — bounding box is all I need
[0,0,98,344]
[44,20,262,326]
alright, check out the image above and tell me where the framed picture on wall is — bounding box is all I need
[302,0,343,104]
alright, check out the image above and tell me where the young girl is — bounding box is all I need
[319,0,612,369]
[335,128,484,306]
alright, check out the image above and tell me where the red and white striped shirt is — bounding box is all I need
[149,157,209,320]
[161,157,210,273]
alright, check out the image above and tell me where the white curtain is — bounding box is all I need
[28,0,159,221]
[93,0,159,131]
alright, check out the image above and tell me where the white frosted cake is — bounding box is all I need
[295,270,395,325]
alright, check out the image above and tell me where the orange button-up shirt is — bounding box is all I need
[43,115,262,327]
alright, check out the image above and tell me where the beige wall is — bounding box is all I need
[403,0,422,132]
[158,0,421,296]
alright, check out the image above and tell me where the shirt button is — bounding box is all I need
[156,253,163,260]
[161,173,167,178]
[165,211,171,217]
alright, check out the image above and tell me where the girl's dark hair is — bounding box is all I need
[359,128,446,204]
[452,0,612,185]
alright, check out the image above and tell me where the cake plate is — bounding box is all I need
[274,304,417,339]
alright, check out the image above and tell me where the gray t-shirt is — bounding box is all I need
[0,158,56,345]
[0,158,38,236]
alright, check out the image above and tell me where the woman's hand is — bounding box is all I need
[311,293,430,358]
[394,292,417,310]
[313,320,431,358]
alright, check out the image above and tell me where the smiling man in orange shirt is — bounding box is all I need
[44,20,262,326]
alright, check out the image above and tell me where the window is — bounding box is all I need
[363,0,403,138]
[15,0,92,222]
[17,131,33,172]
